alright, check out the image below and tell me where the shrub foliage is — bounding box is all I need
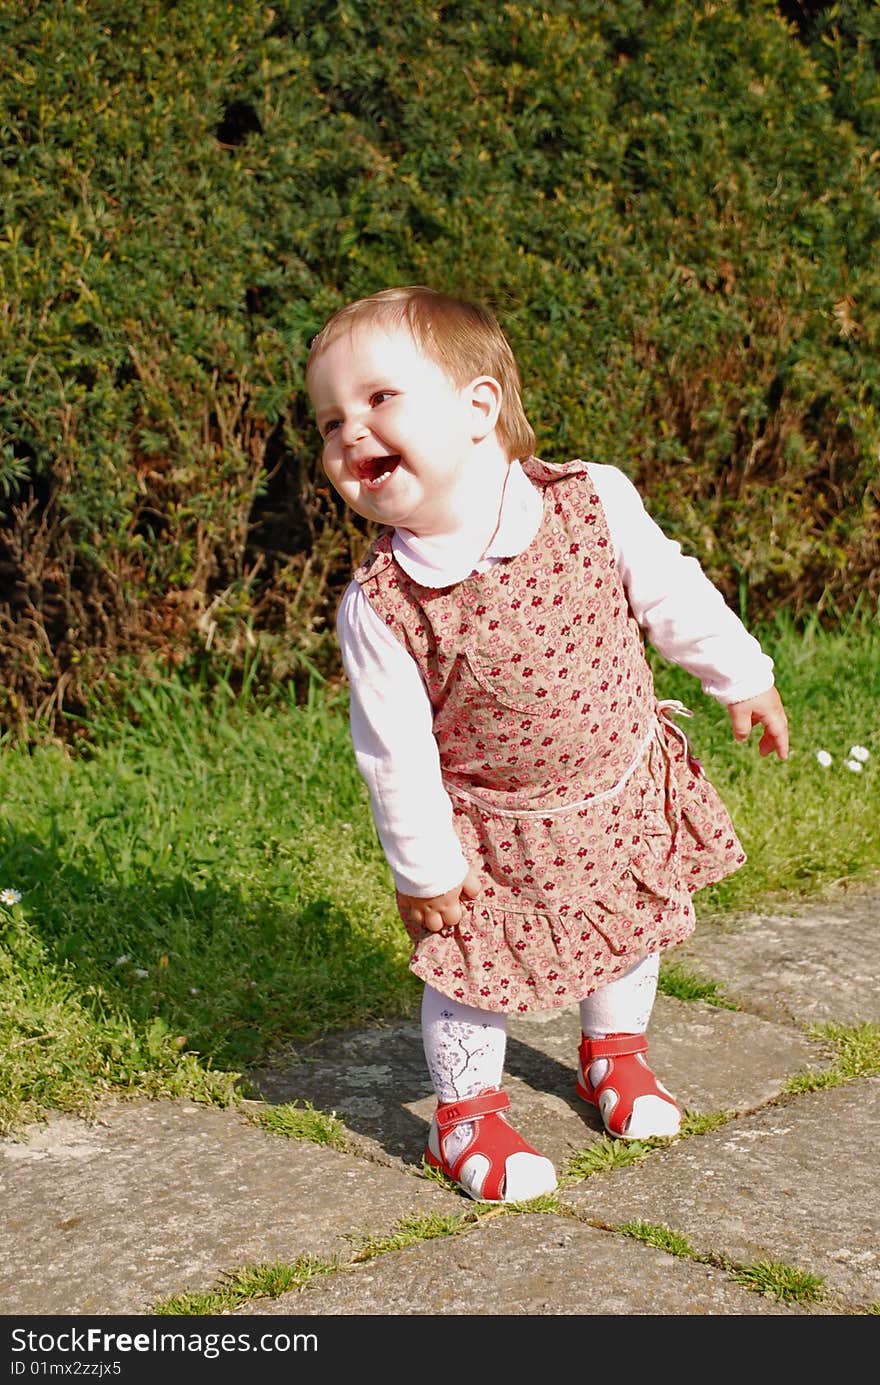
[1,0,878,731]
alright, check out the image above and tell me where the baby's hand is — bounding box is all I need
[396,866,482,933]
[727,687,790,760]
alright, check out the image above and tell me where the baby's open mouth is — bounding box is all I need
[358,455,400,489]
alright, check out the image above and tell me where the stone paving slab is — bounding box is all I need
[564,1078,880,1310]
[675,884,880,1028]
[240,1211,805,1317]
[0,1100,458,1317]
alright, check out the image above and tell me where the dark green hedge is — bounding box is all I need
[1,0,878,731]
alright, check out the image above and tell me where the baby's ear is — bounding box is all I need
[468,376,503,439]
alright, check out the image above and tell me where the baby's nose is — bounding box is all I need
[341,414,369,446]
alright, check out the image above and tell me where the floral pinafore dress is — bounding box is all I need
[354,458,746,1013]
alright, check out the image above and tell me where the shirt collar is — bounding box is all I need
[391,459,543,587]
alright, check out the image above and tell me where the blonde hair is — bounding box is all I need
[306,285,537,461]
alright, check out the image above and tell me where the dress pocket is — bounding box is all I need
[464,649,550,713]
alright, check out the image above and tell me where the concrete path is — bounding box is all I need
[1,883,878,1322]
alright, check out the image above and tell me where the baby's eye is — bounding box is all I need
[321,419,341,437]
[370,390,394,407]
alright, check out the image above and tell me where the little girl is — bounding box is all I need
[306,286,789,1205]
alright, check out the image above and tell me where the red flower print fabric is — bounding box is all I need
[355,458,745,1012]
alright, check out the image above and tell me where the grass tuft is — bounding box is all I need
[561,1134,667,1181]
[351,1211,471,1261]
[252,1100,348,1151]
[659,960,737,1009]
[503,1192,563,1214]
[679,1109,731,1137]
[618,1220,694,1258]
[420,1155,458,1194]
[153,1255,337,1315]
[785,1022,880,1094]
[728,1259,826,1305]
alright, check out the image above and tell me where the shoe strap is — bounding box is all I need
[435,1088,510,1131]
[580,1032,648,1063]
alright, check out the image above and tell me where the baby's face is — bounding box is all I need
[308,322,479,536]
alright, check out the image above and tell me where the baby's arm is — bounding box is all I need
[591,463,790,754]
[337,582,480,924]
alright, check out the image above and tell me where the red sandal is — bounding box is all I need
[576,1033,681,1140]
[426,1087,557,1204]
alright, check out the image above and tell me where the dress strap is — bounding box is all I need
[656,699,704,776]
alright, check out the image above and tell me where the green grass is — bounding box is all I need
[249,1099,349,1151]
[679,1109,730,1137]
[618,1220,694,1258]
[1,614,878,1134]
[153,1255,336,1316]
[349,1210,474,1260]
[0,676,418,1133]
[728,1259,826,1305]
[785,1022,880,1095]
[658,959,738,1008]
[561,1109,732,1184]
[561,1133,665,1180]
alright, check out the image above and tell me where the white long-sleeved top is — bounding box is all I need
[337,460,775,898]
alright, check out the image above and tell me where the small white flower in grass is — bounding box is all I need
[0,887,21,905]
[845,759,864,773]
[849,745,870,763]
[189,987,199,995]
[115,954,131,966]
[133,967,149,978]
[815,750,832,768]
